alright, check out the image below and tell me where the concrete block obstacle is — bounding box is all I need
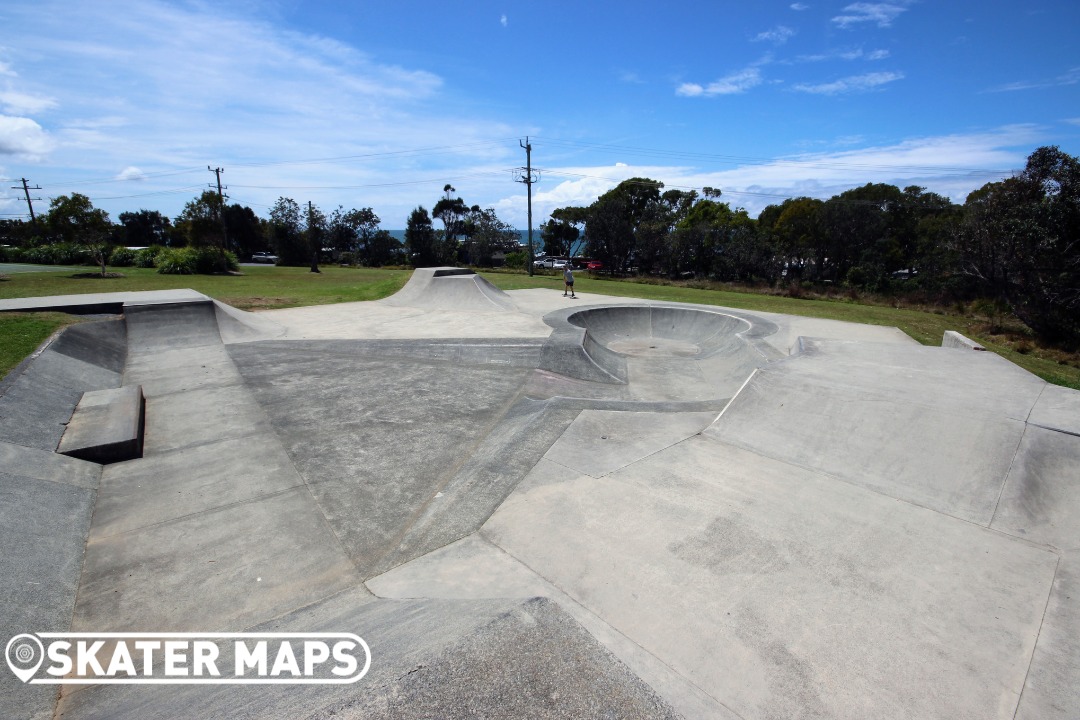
[942,329,987,350]
[1,271,1079,719]
[57,385,145,463]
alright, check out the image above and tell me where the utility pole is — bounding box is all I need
[307,200,321,273]
[208,166,229,270]
[12,178,41,227]
[515,137,539,276]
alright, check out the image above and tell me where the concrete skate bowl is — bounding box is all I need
[540,304,778,401]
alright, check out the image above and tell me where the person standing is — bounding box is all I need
[563,264,576,298]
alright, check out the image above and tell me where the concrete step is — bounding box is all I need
[57,385,145,464]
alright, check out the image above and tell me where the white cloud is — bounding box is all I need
[678,68,762,97]
[1064,118,1080,126]
[791,3,809,10]
[116,166,146,181]
[0,90,58,115]
[0,61,17,77]
[988,67,1080,93]
[753,26,796,45]
[500,14,507,27]
[793,71,904,94]
[795,48,889,63]
[0,115,54,157]
[832,3,909,29]
[488,127,1040,224]
[0,0,518,224]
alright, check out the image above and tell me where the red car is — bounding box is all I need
[586,261,604,271]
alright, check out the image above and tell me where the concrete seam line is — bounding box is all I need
[989,423,1030,530]
[711,368,759,425]
[1024,383,1048,425]
[61,483,100,705]
[475,530,743,718]
[1010,553,1061,720]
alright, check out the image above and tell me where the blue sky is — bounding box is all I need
[1,0,1078,228]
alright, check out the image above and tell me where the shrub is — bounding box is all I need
[109,246,138,267]
[155,248,195,275]
[155,246,237,274]
[135,246,161,268]
[503,251,526,271]
[22,243,93,266]
[339,251,356,266]
[0,246,24,263]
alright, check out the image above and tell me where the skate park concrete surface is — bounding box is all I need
[1,266,1078,719]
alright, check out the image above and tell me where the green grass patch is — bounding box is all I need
[0,265,411,310]
[0,312,82,382]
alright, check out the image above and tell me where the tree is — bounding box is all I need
[404,206,443,267]
[584,178,664,273]
[0,219,38,248]
[327,206,384,264]
[175,191,224,248]
[223,204,263,259]
[546,206,588,257]
[466,208,520,266]
[771,197,824,281]
[305,202,326,273]
[267,197,306,265]
[539,218,580,258]
[957,146,1080,344]
[45,193,113,276]
[118,210,172,247]
[432,185,467,255]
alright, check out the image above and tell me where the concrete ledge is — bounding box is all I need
[58,385,145,463]
[943,330,986,351]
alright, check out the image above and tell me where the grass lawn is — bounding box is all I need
[1,264,1077,390]
[0,312,83,382]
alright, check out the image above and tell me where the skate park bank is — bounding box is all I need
[1,267,1078,718]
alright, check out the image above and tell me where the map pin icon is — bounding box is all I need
[6,634,44,683]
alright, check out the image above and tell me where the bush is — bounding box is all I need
[339,251,356,266]
[109,246,138,267]
[135,246,161,268]
[155,248,195,275]
[503,251,526,271]
[21,243,93,266]
[0,246,24,263]
[155,246,237,275]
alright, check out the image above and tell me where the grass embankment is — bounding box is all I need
[0,312,82,382]
[0,265,411,310]
[1,264,1077,390]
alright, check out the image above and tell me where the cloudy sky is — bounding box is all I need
[1,0,1078,228]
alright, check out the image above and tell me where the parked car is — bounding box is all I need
[251,252,279,264]
[587,261,604,271]
[533,257,568,269]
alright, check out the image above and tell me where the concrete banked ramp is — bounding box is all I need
[382,266,517,312]
[1,277,1079,719]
